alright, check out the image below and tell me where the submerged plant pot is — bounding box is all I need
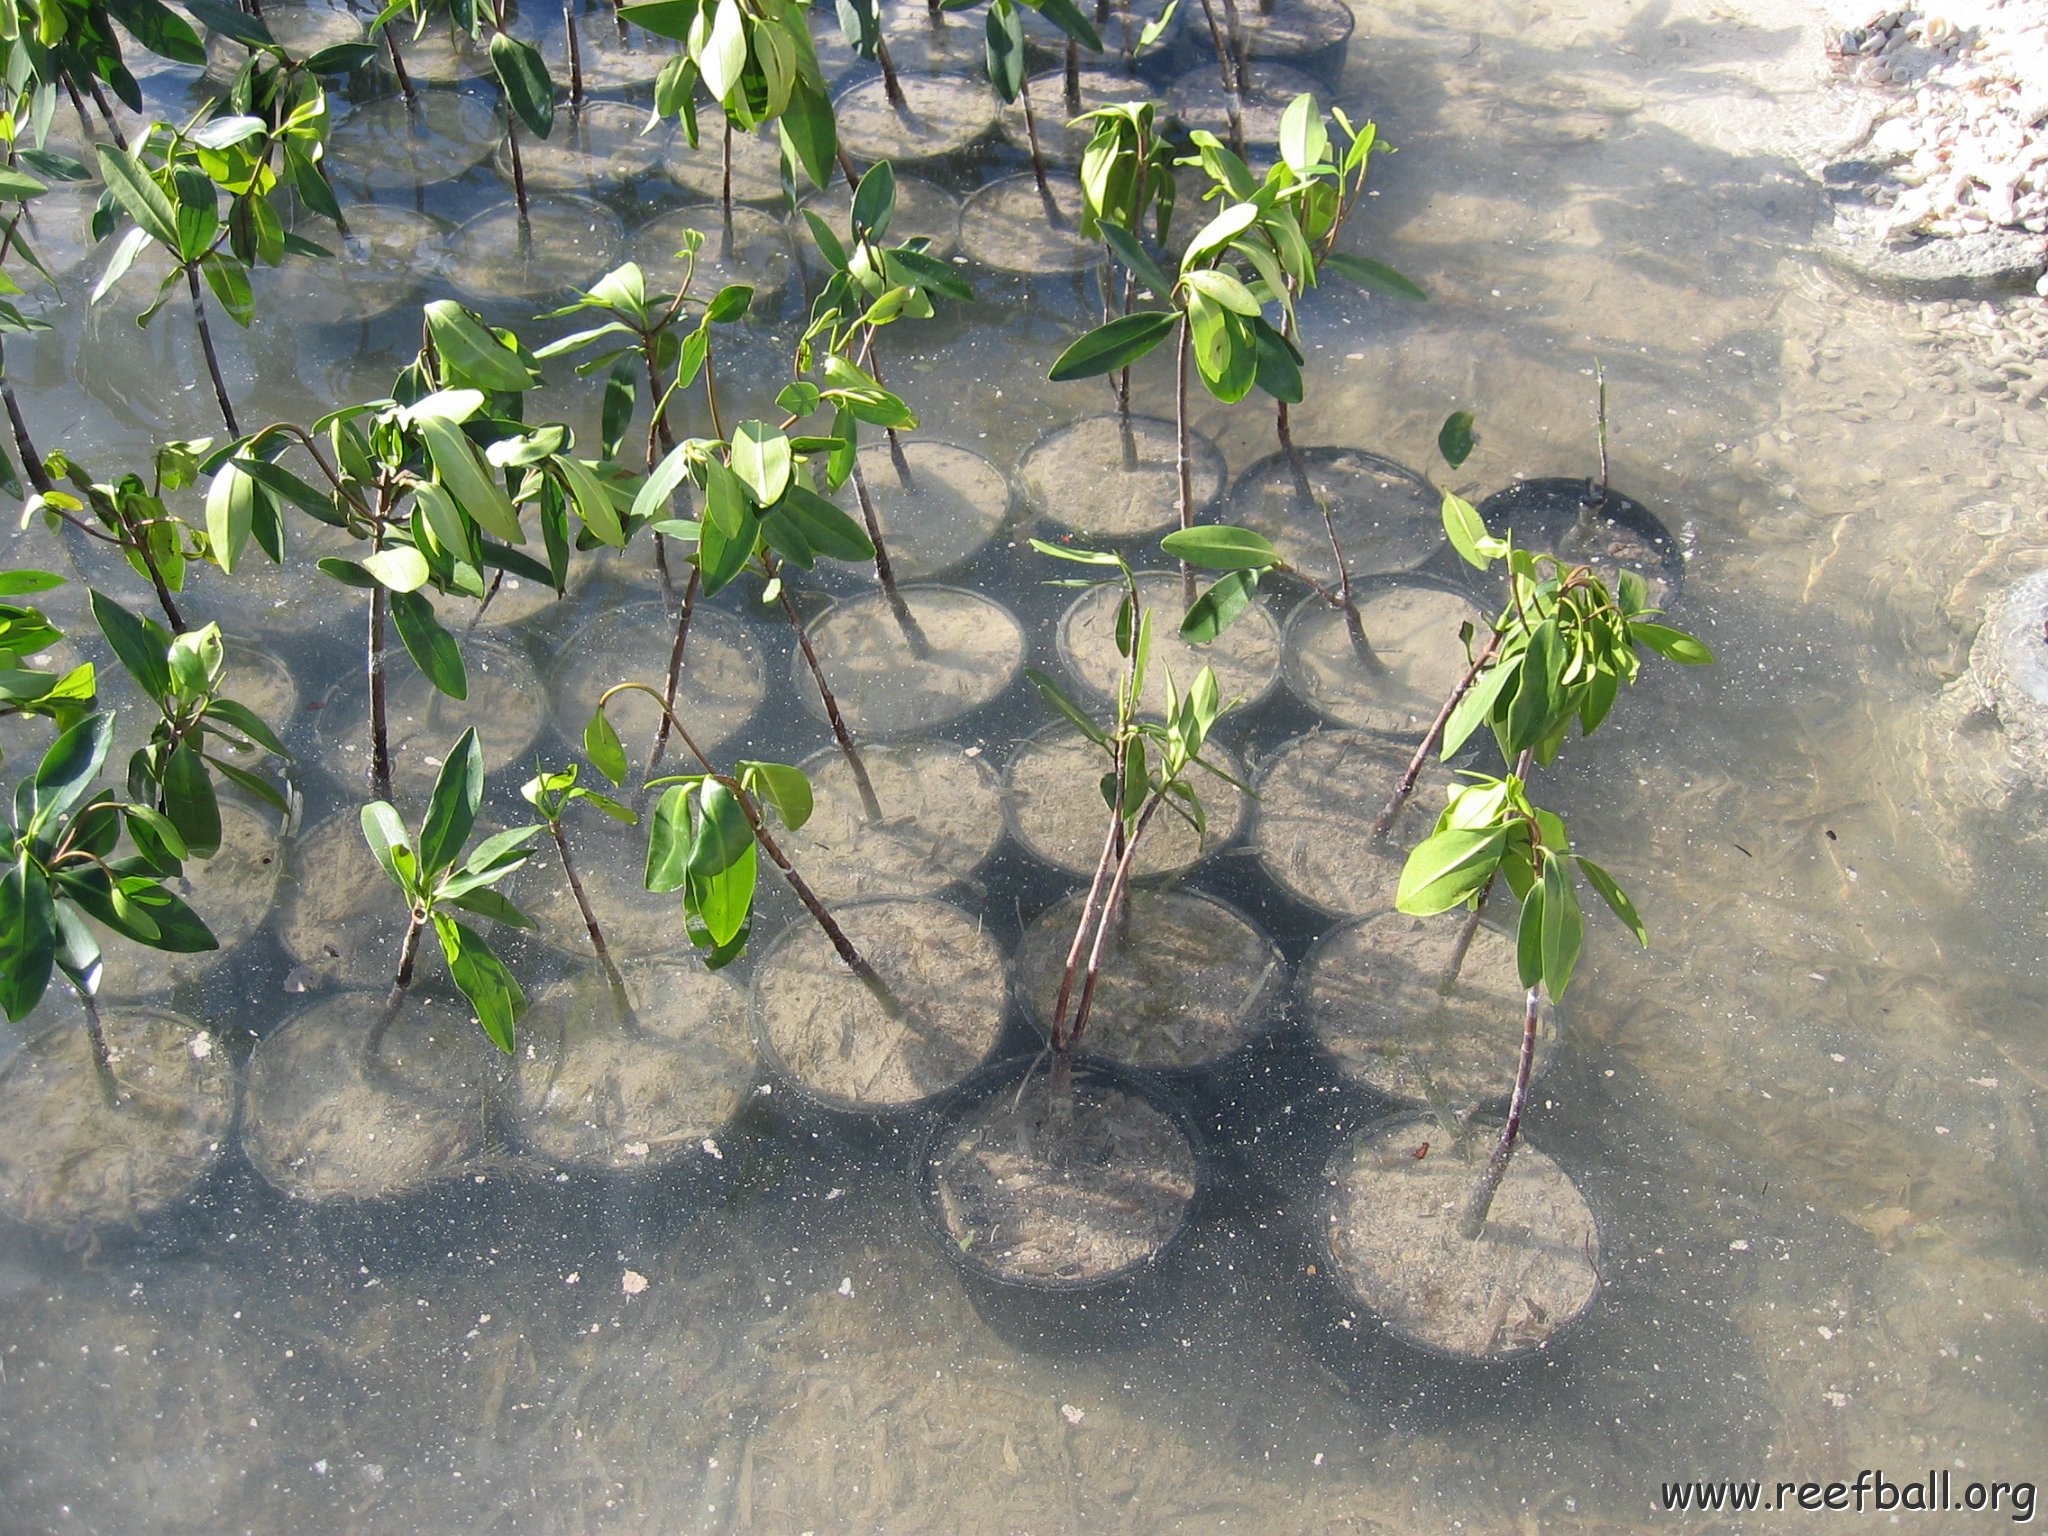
[1057,569,1282,718]
[445,196,627,308]
[278,812,414,993]
[1227,0,1356,66]
[1228,446,1444,587]
[1252,729,1458,917]
[833,74,999,164]
[327,90,504,198]
[798,585,1024,737]
[1299,912,1559,1113]
[1970,568,2048,783]
[833,439,1012,580]
[1476,477,1685,606]
[242,990,495,1206]
[1312,1112,1601,1367]
[959,174,1101,275]
[511,812,685,963]
[1003,723,1252,880]
[749,897,1010,1126]
[258,204,451,325]
[1168,61,1326,149]
[665,122,788,206]
[632,205,796,305]
[508,958,756,1179]
[773,739,1004,905]
[1013,889,1287,1078]
[997,69,1150,165]
[919,1053,1207,1350]
[799,176,963,266]
[319,633,545,804]
[548,599,766,770]
[1020,413,1226,542]
[1280,582,1493,736]
[500,101,673,198]
[205,1,362,82]
[0,1001,235,1243]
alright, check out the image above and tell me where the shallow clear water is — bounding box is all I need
[5,0,2048,1529]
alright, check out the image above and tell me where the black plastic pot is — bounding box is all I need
[1474,477,1686,603]
[917,1053,1210,1352]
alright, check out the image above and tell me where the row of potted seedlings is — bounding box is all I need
[0,2,1710,1380]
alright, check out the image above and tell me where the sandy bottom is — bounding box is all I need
[1058,570,1282,716]
[800,587,1023,737]
[504,102,672,198]
[1168,62,1326,149]
[959,174,1100,274]
[1252,729,1454,916]
[834,74,999,163]
[840,440,1011,580]
[550,601,766,770]
[445,198,627,306]
[1021,414,1225,539]
[1003,725,1251,879]
[329,92,502,194]
[631,205,795,304]
[1325,1116,1600,1359]
[997,69,1150,165]
[930,1067,1198,1280]
[751,898,1007,1109]
[774,740,1003,905]
[277,812,412,993]
[1228,447,1445,586]
[665,122,788,205]
[1283,585,1492,734]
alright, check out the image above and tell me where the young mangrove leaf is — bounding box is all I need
[1048,310,1178,382]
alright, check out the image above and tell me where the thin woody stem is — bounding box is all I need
[1372,629,1504,836]
[364,912,423,1064]
[75,983,120,1110]
[648,566,699,774]
[774,573,883,820]
[550,820,630,1004]
[368,579,393,801]
[1067,790,1165,1054]
[1458,983,1542,1239]
[1047,748,1126,1052]
[185,265,240,437]
[1175,313,1195,608]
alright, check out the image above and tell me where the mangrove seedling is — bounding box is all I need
[584,682,890,1002]
[0,0,211,149]
[1072,98,1177,433]
[832,0,909,113]
[0,570,95,751]
[981,0,1102,198]
[360,726,539,1055]
[520,757,638,1000]
[24,440,214,632]
[1,711,216,1104]
[1025,539,1244,1069]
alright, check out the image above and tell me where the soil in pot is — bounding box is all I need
[560,22,672,95]
[926,1059,1200,1283]
[242,990,493,1204]
[833,440,1011,580]
[1322,1113,1600,1361]
[428,566,567,631]
[1014,890,1285,1073]
[1228,446,1444,587]
[814,4,985,79]
[277,811,414,993]
[959,174,1101,275]
[508,958,755,1175]
[1168,61,1326,148]
[1226,0,1355,62]
[205,1,361,82]
[665,123,787,205]
[631,205,796,305]
[319,633,546,803]
[510,808,686,962]
[797,586,1024,737]
[833,74,1000,164]
[381,23,491,85]
[1300,912,1558,1112]
[549,599,765,768]
[1020,413,1226,541]
[1252,728,1457,917]
[997,69,1150,165]
[257,204,449,325]
[444,196,628,307]
[750,897,1008,1113]
[1018,2,1179,65]
[1281,584,1493,736]
[1004,724,1251,879]
[501,101,672,197]
[772,739,1003,905]
[799,176,962,265]
[328,91,504,196]
[1476,477,1685,608]
[1058,569,1282,717]
[0,1003,234,1239]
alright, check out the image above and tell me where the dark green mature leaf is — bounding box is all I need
[554,454,624,548]
[631,439,698,526]
[779,484,873,564]
[489,33,556,140]
[617,0,706,41]
[851,160,896,241]
[1097,223,1172,299]
[389,590,467,700]
[1539,853,1581,998]
[1437,410,1476,470]
[446,885,532,928]
[1029,0,1102,51]
[1324,251,1427,301]
[1249,314,1302,404]
[182,0,273,47]
[104,0,208,65]
[433,912,525,1052]
[779,77,838,190]
[1160,524,1278,571]
[94,144,180,254]
[1631,622,1713,666]
[50,899,103,995]
[305,40,379,72]
[1049,310,1177,382]
[162,738,221,858]
[645,783,693,893]
[423,301,534,393]
[1026,665,1108,747]
[0,571,64,597]
[109,878,216,952]
[736,761,812,831]
[984,0,1025,102]
[360,800,413,888]
[415,414,521,543]
[688,780,752,879]
[0,854,55,1022]
[1442,651,1518,758]
[1179,569,1260,643]
[89,590,172,700]
[420,727,484,874]
[1516,875,1545,991]
[30,714,115,833]
[695,497,755,596]
[1396,824,1509,915]
[204,459,263,574]
[1576,855,1646,946]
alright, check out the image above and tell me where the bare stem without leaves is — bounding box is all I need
[1458,983,1543,1238]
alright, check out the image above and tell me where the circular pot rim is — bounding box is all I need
[1474,476,1685,601]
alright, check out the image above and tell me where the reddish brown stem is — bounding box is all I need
[1459,983,1542,1238]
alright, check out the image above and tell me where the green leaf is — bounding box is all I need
[0,854,55,1023]
[1180,200,1258,269]
[389,590,467,700]
[1028,0,1102,50]
[93,144,180,254]
[778,77,838,190]
[423,301,535,393]
[852,159,896,241]
[731,420,791,507]
[585,707,628,786]
[30,713,114,831]
[984,0,1024,102]
[360,800,413,888]
[161,737,222,858]
[1395,824,1509,916]
[1160,524,1279,571]
[108,877,216,953]
[89,589,172,700]
[699,0,748,102]
[632,438,698,526]
[1631,621,1713,666]
[736,760,812,831]
[362,545,432,592]
[433,912,525,1052]
[1027,538,1125,568]
[183,0,272,47]
[687,839,756,948]
[1442,651,1518,757]
[1437,410,1476,470]
[415,414,522,544]
[489,32,556,140]
[0,570,63,597]
[446,885,532,929]
[1178,568,1260,644]
[1323,251,1427,301]
[1516,875,1545,991]
[554,454,625,548]
[704,283,754,323]
[1278,90,1328,176]
[644,782,693,892]
[419,726,483,875]
[1249,314,1302,404]
[1440,490,1491,569]
[305,39,379,71]
[1025,665,1108,746]
[695,494,755,596]
[688,779,752,879]
[1575,855,1646,946]
[1183,267,1261,317]
[1098,223,1172,300]
[1539,853,1581,999]
[1048,310,1178,382]
[780,483,873,564]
